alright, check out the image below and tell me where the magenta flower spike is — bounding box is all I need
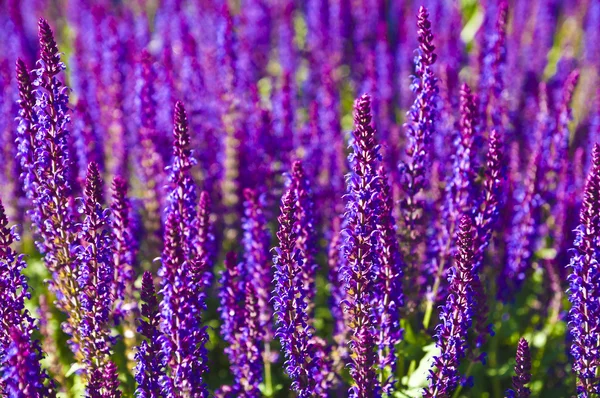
[506,338,532,398]
[342,94,382,397]
[0,200,55,397]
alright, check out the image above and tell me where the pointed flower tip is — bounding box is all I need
[417,7,437,66]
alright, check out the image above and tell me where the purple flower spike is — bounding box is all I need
[428,83,478,309]
[0,200,55,397]
[506,338,531,398]
[272,187,324,398]
[568,144,600,395]
[289,160,317,309]
[242,188,273,342]
[399,6,438,293]
[15,58,38,199]
[424,216,476,398]
[159,213,209,397]
[374,166,404,394]
[87,361,122,398]
[166,101,197,256]
[342,94,381,397]
[193,190,215,291]
[77,163,118,389]
[138,50,165,251]
[218,252,263,396]
[135,271,166,398]
[111,176,137,324]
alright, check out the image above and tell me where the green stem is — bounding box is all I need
[263,343,273,397]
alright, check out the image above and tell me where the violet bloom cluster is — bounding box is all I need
[156,103,210,396]
[242,188,273,344]
[342,94,381,397]
[272,186,326,398]
[506,338,532,398]
[217,252,263,397]
[374,166,404,393]
[110,176,138,324]
[0,200,54,397]
[135,271,166,398]
[399,6,438,272]
[289,160,318,310]
[568,143,600,396]
[76,163,119,392]
[424,216,476,398]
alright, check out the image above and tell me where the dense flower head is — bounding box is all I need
[110,176,137,323]
[135,271,166,398]
[242,188,272,341]
[342,94,382,397]
[0,200,54,397]
[289,160,318,309]
[568,143,600,395]
[373,166,404,394]
[158,212,209,396]
[424,216,476,398]
[76,163,118,387]
[399,5,438,299]
[506,338,532,398]
[272,187,324,397]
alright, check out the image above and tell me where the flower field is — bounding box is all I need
[0,0,599,397]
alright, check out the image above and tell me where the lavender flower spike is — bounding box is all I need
[568,143,600,396]
[218,252,263,396]
[374,166,404,394]
[399,6,438,294]
[289,160,318,310]
[342,94,381,397]
[77,163,119,392]
[424,216,476,398]
[506,338,531,398]
[135,271,166,398]
[159,213,209,396]
[0,200,55,397]
[272,187,324,397]
[166,100,197,257]
[111,176,137,324]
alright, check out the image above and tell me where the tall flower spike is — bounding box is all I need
[15,58,38,198]
[135,271,166,398]
[77,163,119,391]
[111,176,137,324]
[166,101,197,256]
[21,18,86,365]
[342,94,381,397]
[194,191,215,291]
[568,143,600,395]
[138,50,165,256]
[506,338,531,398]
[272,188,324,397]
[289,160,318,310]
[328,216,348,377]
[159,213,209,396]
[374,166,404,394]
[399,6,438,303]
[471,127,504,351]
[242,189,273,341]
[218,252,263,396]
[0,200,55,397]
[425,83,478,326]
[424,216,476,398]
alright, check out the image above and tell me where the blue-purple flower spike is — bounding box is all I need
[568,143,600,396]
[424,216,476,398]
[342,94,381,397]
[272,187,325,398]
[0,200,55,397]
[506,338,531,398]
